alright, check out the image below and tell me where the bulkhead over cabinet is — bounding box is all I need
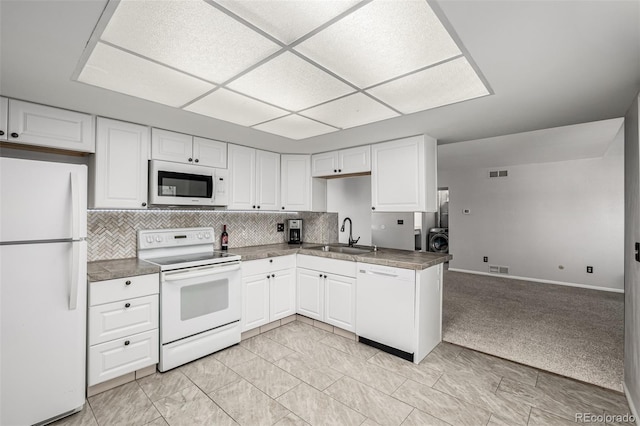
[371,135,437,212]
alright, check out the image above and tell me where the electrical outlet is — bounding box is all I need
[277,223,284,232]
[483,256,488,263]
[586,266,593,273]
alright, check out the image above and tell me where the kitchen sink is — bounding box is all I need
[309,245,373,255]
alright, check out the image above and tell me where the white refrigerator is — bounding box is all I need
[0,157,87,425]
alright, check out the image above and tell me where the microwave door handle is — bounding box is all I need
[164,264,240,282]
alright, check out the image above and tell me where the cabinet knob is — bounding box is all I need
[334,169,337,173]
[0,130,4,136]
[253,205,256,209]
[324,275,327,278]
[371,206,375,210]
[125,280,131,286]
[257,205,261,209]
[282,206,285,210]
[124,340,130,346]
[188,158,193,162]
[125,303,131,308]
[269,259,273,263]
[271,274,275,278]
[267,275,270,279]
[195,159,199,163]
[319,273,322,277]
[10,132,18,138]
[338,169,342,172]
[142,202,147,207]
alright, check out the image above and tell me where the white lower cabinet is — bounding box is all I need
[241,255,296,332]
[296,255,356,332]
[88,274,159,387]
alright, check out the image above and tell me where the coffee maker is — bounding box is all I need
[287,219,303,244]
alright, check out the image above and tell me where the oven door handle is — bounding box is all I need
[163,263,240,282]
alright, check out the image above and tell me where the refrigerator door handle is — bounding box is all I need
[69,242,79,310]
[70,171,80,241]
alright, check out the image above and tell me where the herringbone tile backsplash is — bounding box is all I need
[88,210,339,261]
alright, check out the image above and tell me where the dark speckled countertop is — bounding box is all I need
[231,243,451,270]
[87,258,160,282]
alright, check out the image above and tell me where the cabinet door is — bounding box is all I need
[311,151,338,177]
[242,274,269,332]
[151,128,193,164]
[371,136,425,212]
[325,274,356,332]
[193,137,227,168]
[255,150,280,211]
[296,268,324,321]
[91,118,149,209]
[7,99,94,152]
[0,97,7,141]
[228,144,256,210]
[339,145,370,175]
[270,268,296,321]
[281,155,311,211]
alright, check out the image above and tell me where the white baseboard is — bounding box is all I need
[447,268,624,293]
[624,381,639,426]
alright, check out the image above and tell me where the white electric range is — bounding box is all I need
[138,227,241,372]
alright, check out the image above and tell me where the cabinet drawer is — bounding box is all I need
[241,255,296,277]
[89,295,158,345]
[90,274,159,306]
[296,255,356,278]
[88,329,158,386]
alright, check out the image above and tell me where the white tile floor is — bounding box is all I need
[54,320,633,426]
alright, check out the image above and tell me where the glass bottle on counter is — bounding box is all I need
[221,224,228,250]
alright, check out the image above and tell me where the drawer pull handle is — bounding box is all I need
[125,280,131,285]
[125,303,131,308]
[124,340,130,346]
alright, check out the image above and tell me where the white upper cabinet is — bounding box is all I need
[228,144,280,210]
[311,145,370,177]
[6,99,94,152]
[255,150,280,211]
[371,135,437,212]
[281,155,327,212]
[151,128,227,168]
[0,97,7,141]
[90,117,149,209]
[193,137,227,168]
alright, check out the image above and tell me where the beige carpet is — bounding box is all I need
[442,270,624,391]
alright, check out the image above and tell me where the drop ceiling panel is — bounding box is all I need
[215,0,360,44]
[184,88,289,126]
[78,42,215,108]
[295,0,462,88]
[301,93,399,129]
[254,114,337,140]
[100,0,281,83]
[367,57,489,114]
[228,52,355,111]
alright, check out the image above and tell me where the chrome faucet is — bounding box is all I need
[340,217,360,247]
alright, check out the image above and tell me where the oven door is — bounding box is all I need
[161,262,241,344]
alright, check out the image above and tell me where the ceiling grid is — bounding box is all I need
[75,0,491,140]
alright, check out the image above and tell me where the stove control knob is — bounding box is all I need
[146,236,153,243]
[204,233,211,239]
[155,236,163,242]
[197,233,203,239]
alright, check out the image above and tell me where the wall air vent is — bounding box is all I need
[488,170,508,178]
[489,265,509,274]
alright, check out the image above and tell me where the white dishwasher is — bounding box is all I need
[356,263,416,360]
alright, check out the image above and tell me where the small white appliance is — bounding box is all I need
[1,157,87,425]
[138,228,241,371]
[149,160,228,207]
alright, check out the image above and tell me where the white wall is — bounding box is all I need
[327,176,372,246]
[439,147,624,290]
[624,94,640,418]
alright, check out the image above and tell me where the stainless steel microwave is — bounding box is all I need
[149,160,228,206]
